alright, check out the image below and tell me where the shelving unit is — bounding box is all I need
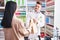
[42,0,54,37]
[0,7,5,9]
[46,0,54,25]
[0,12,4,28]
[27,0,46,12]
[0,0,27,28]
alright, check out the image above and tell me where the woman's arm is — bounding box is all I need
[18,19,32,36]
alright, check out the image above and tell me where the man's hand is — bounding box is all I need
[33,18,38,24]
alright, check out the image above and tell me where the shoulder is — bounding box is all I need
[12,17,23,24]
[39,12,45,16]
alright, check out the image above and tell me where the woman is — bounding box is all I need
[1,1,34,40]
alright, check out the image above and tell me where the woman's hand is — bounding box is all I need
[29,18,37,34]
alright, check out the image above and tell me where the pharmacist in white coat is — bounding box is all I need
[26,2,45,40]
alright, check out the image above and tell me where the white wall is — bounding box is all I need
[55,0,60,36]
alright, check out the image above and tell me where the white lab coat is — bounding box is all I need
[26,11,45,40]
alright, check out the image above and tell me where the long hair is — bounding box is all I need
[1,1,17,28]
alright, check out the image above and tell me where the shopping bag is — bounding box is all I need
[29,19,37,34]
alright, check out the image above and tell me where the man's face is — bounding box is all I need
[35,4,41,12]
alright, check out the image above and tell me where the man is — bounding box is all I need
[26,1,45,40]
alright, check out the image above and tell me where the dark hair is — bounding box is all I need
[1,1,17,28]
[36,1,42,5]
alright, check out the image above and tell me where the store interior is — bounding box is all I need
[0,0,56,40]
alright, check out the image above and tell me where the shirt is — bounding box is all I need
[26,11,45,35]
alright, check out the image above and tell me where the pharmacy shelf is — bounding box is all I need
[46,0,54,11]
[0,6,26,11]
[0,17,3,20]
[27,0,45,11]
[0,7,5,9]
[0,28,3,30]
[0,7,27,13]
[18,9,26,11]
[46,14,54,17]
[45,11,54,17]
[46,0,54,26]
[16,15,26,16]
[46,16,54,25]
[41,24,54,37]
[46,5,54,11]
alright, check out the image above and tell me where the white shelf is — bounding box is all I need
[46,14,54,17]
[0,28,3,30]
[0,17,3,20]
[46,5,54,11]
[16,15,26,16]
[47,23,54,26]
[0,7,5,9]
[0,6,26,10]
[46,12,54,17]
[0,15,3,17]
[46,0,54,11]
[47,5,54,9]
[18,8,26,11]
[41,7,45,11]
[47,0,54,4]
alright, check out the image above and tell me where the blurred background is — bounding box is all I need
[0,0,55,40]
